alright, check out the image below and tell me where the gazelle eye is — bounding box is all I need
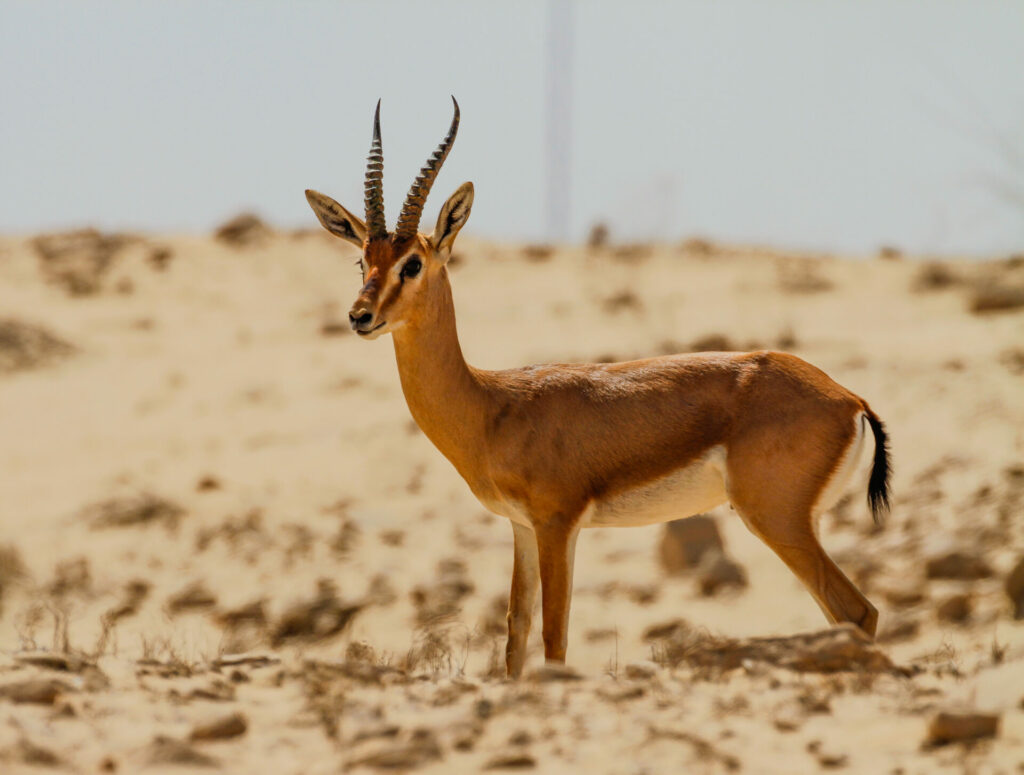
[401,257,422,280]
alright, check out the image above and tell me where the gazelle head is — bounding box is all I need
[305,98,474,339]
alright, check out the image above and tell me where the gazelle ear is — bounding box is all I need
[305,189,367,247]
[431,182,474,256]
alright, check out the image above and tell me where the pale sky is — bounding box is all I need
[1,1,1022,254]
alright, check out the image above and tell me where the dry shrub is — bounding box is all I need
[911,261,961,292]
[878,245,903,260]
[31,228,137,295]
[0,319,76,373]
[85,493,185,530]
[402,623,469,676]
[522,244,554,262]
[214,212,272,247]
[969,282,1024,314]
[777,260,833,294]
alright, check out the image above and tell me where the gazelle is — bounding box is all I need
[305,99,892,678]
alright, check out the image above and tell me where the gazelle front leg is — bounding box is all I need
[535,520,581,664]
[506,522,540,678]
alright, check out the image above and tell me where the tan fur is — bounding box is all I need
[308,149,882,679]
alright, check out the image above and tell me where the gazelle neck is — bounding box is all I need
[391,268,490,473]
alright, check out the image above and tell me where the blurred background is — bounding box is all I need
[2,0,1022,253]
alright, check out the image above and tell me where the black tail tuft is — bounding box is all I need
[864,408,892,526]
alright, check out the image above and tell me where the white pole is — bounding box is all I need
[545,0,573,242]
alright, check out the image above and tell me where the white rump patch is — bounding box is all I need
[585,445,729,528]
[812,413,867,525]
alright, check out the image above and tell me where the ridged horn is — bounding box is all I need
[394,96,460,242]
[363,99,388,241]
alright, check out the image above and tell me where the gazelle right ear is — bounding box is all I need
[305,189,367,247]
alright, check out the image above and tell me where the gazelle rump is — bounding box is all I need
[305,99,892,678]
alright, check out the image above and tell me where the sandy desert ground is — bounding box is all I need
[0,220,1023,773]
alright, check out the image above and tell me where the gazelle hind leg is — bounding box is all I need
[506,522,541,678]
[735,504,878,637]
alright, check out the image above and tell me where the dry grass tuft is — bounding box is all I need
[911,261,961,292]
[31,228,138,295]
[0,319,76,373]
[85,493,185,530]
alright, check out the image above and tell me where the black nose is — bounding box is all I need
[349,310,374,330]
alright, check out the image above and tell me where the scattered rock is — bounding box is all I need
[623,661,660,680]
[187,680,236,702]
[881,586,926,608]
[146,735,219,767]
[214,213,272,247]
[936,593,972,623]
[196,475,221,492]
[659,515,724,574]
[0,678,72,705]
[969,282,1024,315]
[697,552,748,596]
[190,711,248,741]
[1005,556,1024,619]
[0,319,76,374]
[877,615,920,643]
[270,579,362,647]
[3,738,63,767]
[167,581,218,614]
[924,711,999,747]
[85,493,185,530]
[484,752,537,769]
[652,624,895,674]
[642,618,692,642]
[349,728,442,770]
[924,550,992,580]
[527,663,582,683]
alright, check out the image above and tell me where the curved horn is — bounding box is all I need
[394,96,460,242]
[363,99,388,241]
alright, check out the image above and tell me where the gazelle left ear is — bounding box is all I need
[431,182,474,257]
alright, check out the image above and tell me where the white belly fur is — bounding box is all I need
[477,445,729,530]
[585,445,729,528]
